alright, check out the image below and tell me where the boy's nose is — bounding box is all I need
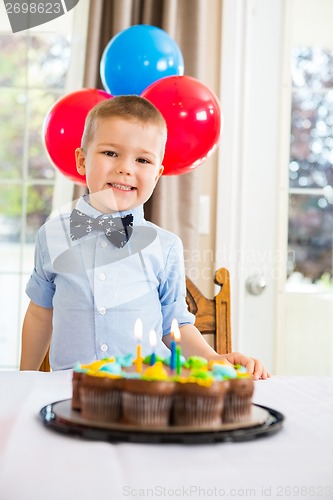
[116,159,134,175]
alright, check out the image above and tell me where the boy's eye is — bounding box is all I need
[137,158,150,164]
[103,151,117,157]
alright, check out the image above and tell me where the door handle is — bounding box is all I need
[245,275,267,295]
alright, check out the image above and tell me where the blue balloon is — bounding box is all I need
[100,24,184,96]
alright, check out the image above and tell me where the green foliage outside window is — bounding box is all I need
[0,33,71,240]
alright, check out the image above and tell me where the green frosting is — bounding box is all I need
[189,368,213,380]
[143,354,164,365]
[183,356,208,370]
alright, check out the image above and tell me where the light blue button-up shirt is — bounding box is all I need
[26,196,195,370]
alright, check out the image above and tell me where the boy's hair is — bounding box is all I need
[81,95,167,154]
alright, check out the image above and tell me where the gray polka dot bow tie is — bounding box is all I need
[69,209,133,248]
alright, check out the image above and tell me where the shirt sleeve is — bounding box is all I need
[25,228,56,308]
[159,236,195,335]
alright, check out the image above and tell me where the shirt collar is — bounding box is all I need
[76,195,144,224]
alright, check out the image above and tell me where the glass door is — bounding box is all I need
[216,0,333,375]
[281,0,333,375]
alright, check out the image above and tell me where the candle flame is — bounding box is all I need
[171,318,181,341]
[149,329,157,347]
[134,318,143,341]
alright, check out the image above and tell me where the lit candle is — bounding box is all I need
[170,318,180,371]
[149,329,157,366]
[134,318,143,373]
[176,344,182,375]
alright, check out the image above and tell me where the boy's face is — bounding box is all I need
[75,117,165,213]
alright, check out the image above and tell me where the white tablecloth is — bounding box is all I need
[0,371,332,500]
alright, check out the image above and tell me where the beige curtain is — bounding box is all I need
[82,0,208,270]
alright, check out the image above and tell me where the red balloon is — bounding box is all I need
[141,76,222,175]
[43,89,112,184]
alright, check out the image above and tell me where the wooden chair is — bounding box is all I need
[185,267,232,355]
[39,267,232,371]
[39,348,51,372]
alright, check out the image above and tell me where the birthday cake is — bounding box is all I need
[72,354,254,428]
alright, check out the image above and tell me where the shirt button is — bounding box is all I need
[101,241,108,248]
[99,273,106,281]
[100,343,108,352]
[99,307,106,315]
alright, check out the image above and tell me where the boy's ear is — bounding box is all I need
[75,148,86,175]
[155,164,164,184]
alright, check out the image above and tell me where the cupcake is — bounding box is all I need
[222,374,254,423]
[121,362,175,426]
[173,371,229,428]
[79,369,123,423]
[72,369,85,411]
[71,358,115,411]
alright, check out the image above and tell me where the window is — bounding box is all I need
[0,2,88,369]
[281,0,333,376]
[288,47,333,287]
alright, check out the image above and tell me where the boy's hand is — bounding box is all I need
[167,325,271,380]
[218,352,271,380]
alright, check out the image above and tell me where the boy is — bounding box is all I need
[20,95,269,379]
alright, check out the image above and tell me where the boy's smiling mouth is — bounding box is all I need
[107,182,136,191]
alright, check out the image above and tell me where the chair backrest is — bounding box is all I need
[38,267,232,371]
[39,348,50,372]
[185,267,232,355]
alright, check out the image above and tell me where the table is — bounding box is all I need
[0,371,332,500]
